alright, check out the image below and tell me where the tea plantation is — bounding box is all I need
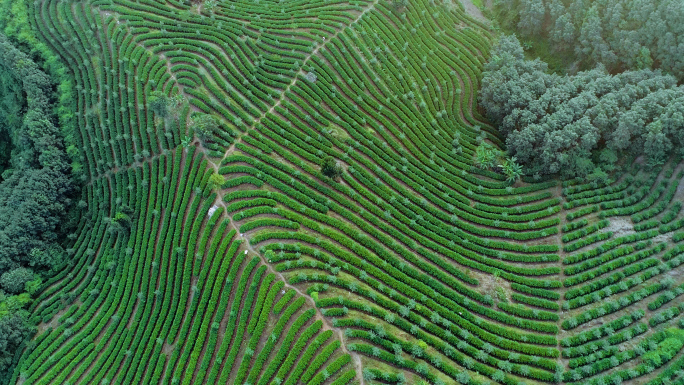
[2,0,684,384]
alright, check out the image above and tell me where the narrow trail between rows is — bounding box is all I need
[201,145,366,384]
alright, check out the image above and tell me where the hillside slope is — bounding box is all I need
[11,0,684,384]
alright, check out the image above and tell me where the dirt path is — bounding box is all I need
[189,2,387,381]
[239,0,381,144]
[448,0,488,23]
[202,149,365,383]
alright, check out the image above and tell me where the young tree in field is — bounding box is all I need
[321,156,343,179]
[208,172,224,191]
[392,0,409,10]
[149,91,169,118]
[108,211,133,235]
[190,113,218,145]
[181,136,193,149]
[501,157,523,184]
[475,144,498,170]
[203,0,218,13]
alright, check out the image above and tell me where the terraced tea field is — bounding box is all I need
[9,0,684,384]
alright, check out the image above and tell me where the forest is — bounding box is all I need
[494,0,684,78]
[481,0,684,180]
[479,35,684,179]
[0,33,74,381]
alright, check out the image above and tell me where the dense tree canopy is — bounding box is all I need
[0,311,31,377]
[479,35,684,179]
[0,33,74,379]
[0,67,24,177]
[495,0,684,79]
[0,34,73,277]
[0,268,33,295]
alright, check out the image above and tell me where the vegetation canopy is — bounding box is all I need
[480,35,684,179]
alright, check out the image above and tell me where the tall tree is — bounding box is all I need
[517,0,546,35]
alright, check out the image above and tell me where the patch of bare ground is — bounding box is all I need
[653,232,674,244]
[676,176,684,197]
[468,268,512,300]
[603,217,636,238]
[562,216,635,255]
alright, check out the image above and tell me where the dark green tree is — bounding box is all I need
[391,0,409,10]
[148,91,169,118]
[0,29,74,385]
[0,268,33,295]
[321,156,343,179]
[0,311,32,380]
[108,205,134,235]
[190,113,218,145]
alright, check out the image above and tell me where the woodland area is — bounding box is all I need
[0,33,74,380]
[493,0,684,78]
[481,0,684,180]
[479,35,684,179]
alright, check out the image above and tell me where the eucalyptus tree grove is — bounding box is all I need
[495,0,684,78]
[480,35,684,179]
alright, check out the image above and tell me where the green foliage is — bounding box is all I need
[643,330,684,367]
[391,0,409,11]
[150,91,186,126]
[475,144,523,183]
[493,0,684,79]
[149,91,170,118]
[0,67,23,177]
[208,173,224,191]
[480,35,684,179]
[0,0,77,158]
[23,276,41,297]
[203,0,218,13]
[0,310,31,380]
[321,156,343,180]
[108,211,132,235]
[501,157,523,184]
[0,268,34,295]
[190,113,218,145]
[475,143,499,170]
